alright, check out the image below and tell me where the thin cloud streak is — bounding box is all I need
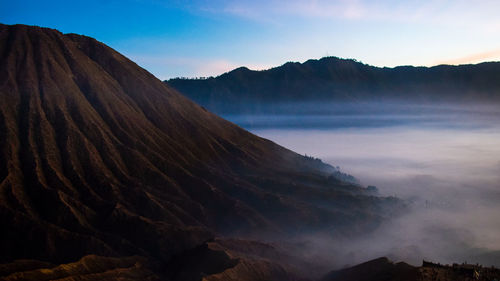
[200,0,500,31]
[436,48,500,65]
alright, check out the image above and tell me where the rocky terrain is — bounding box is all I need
[323,258,500,281]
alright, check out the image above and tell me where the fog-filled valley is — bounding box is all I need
[171,56,500,273]
[224,102,500,268]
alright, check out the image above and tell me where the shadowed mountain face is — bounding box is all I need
[322,257,420,281]
[0,24,402,279]
[322,257,500,281]
[167,57,500,114]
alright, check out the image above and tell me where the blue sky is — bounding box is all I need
[2,0,500,79]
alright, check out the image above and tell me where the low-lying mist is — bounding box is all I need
[234,102,500,269]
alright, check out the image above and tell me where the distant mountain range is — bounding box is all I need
[168,57,500,114]
[0,24,404,280]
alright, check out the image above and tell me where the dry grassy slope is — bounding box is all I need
[0,255,160,281]
[0,24,402,278]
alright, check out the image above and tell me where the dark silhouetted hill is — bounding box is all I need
[322,257,500,281]
[168,57,500,113]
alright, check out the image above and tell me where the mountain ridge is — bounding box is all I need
[167,56,500,114]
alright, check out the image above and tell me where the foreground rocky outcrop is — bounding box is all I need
[0,255,160,281]
[323,257,500,281]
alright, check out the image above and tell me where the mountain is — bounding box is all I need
[167,57,500,114]
[0,24,403,280]
[322,257,500,281]
[322,257,420,281]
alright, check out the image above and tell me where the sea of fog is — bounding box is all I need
[223,102,500,268]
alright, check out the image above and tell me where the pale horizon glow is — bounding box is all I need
[2,0,500,79]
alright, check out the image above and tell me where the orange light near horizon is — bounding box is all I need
[435,48,500,66]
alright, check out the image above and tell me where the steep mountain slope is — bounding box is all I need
[0,24,402,279]
[168,57,500,113]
